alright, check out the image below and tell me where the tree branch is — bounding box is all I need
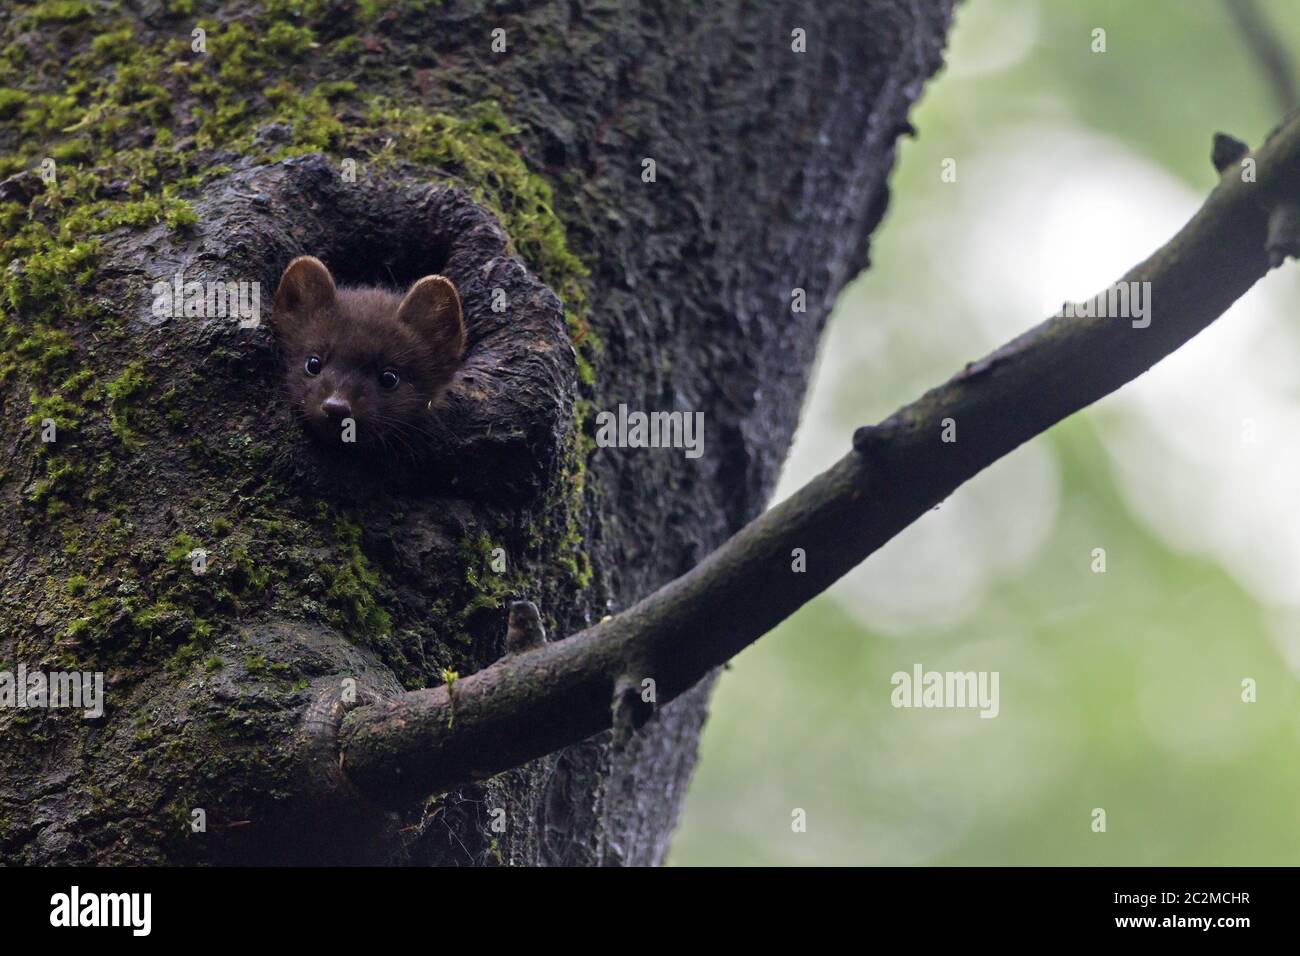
[1225,0,1298,114]
[335,114,1300,807]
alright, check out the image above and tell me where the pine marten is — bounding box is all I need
[271,256,466,454]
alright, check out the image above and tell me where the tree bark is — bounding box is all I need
[0,0,953,865]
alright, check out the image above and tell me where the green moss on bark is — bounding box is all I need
[1,0,597,679]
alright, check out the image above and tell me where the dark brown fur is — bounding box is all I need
[271,257,466,457]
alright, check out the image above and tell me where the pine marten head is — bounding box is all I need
[271,256,466,454]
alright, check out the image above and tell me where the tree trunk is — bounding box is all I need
[0,0,952,865]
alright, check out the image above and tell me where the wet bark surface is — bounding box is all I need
[0,0,952,865]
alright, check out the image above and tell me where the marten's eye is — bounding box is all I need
[379,369,400,390]
[304,356,323,376]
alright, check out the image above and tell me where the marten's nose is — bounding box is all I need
[321,395,352,421]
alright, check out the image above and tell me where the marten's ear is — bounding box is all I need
[396,275,466,360]
[273,256,336,329]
